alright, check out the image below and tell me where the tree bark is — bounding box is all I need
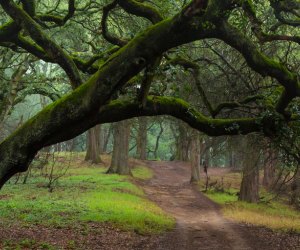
[190,131,201,183]
[136,117,147,160]
[107,120,131,175]
[239,137,260,203]
[85,125,102,164]
[262,149,276,189]
[101,124,113,154]
[176,122,190,161]
[291,168,300,209]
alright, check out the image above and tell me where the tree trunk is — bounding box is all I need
[239,137,260,203]
[101,124,113,154]
[262,150,276,189]
[153,122,164,159]
[190,131,201,183]
[227,137,239,169]
[176,122,190,161]
[291,168,300,209]
[85,125,102,164]
[136,117,147,160]
[107,120,131,175]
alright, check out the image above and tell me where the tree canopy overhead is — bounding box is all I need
[0,0,299,187]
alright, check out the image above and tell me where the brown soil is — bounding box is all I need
[143,161,300,250]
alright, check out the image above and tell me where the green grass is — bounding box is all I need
[132,165,153,180]
[0,163,174,235]
[205,190,237,204]
[205,191,300,232]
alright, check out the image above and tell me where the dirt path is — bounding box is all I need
[142,161,253,250]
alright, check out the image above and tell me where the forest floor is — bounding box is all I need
[143,161,300,250]
[0,157,299,249]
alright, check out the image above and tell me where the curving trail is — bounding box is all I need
[142,161,252,250]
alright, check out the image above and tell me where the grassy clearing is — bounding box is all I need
[205,187,300,233]
[0,155,174,235]
[202,168,300,233]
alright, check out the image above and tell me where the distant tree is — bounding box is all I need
[262,147,277,190]
[136,117,148,160]
[239,136,260,203]
[107,120,131,175]
[190,130,201,183]
[85,125,102,164]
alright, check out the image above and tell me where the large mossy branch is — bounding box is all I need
[216,20,300,114]
[0,21,20,42]
[99,96,261,136]
[20,0,35,16]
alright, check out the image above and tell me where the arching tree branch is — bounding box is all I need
[101,0,128,47]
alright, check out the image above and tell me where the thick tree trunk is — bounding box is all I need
[190,131,201,183]
[107,120,131,175]
[239,137,260,203]
[85,125,102,164]
[136,117,147,160]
